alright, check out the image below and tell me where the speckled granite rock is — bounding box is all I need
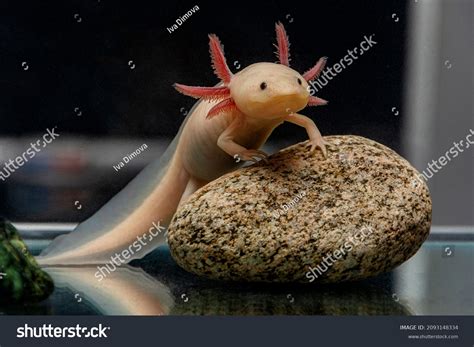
[168,135,432,283]
[0,219,54,303]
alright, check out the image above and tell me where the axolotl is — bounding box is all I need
[37,22,329,266]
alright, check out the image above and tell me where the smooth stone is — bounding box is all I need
[168,135,432,283]
[0,219,54,303]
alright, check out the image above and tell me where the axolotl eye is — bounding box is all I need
[297,78,302,85]
[260,82,267,90]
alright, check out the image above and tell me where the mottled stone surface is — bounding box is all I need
[0,219,54,303]
[168,136,432,283]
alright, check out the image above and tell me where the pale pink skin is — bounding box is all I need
[37,22,329,266]
[179,62,328,183]
[175,22,329,181]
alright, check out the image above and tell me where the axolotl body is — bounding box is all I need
[37,22,329,266]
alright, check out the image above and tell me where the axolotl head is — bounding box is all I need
[174,22,327,120]
[230,62,311,119]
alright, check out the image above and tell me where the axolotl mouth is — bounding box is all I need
[243,99,307,119]
[263,94,309,117]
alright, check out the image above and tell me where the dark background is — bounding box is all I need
[0,0,406,143]
[0,0,408,221]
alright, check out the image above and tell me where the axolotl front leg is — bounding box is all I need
[217,112,328,163]
[217,115,269,163]
[285,113,329,157]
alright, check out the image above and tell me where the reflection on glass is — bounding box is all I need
[138,248,410,316]
[45,265,174,315]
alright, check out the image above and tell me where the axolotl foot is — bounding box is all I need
[306,137,330,158]
[233,149,268,163]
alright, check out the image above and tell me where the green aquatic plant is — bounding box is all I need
[0,218,54,303]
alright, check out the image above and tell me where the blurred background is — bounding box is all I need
[0,0,471,229]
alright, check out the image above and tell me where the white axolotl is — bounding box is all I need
[37,22,329,266]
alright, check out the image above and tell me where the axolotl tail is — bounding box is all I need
[37,123,191,266]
